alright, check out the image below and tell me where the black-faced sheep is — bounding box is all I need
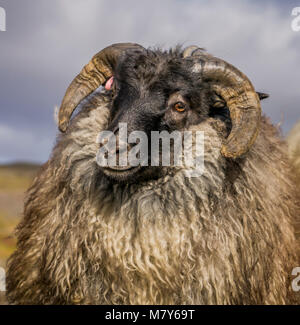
[6,43,300,304]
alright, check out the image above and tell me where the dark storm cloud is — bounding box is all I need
[0,0,299,163]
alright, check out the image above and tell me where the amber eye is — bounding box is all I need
[174,102,186,112]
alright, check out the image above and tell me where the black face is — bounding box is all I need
[98,49,225,183]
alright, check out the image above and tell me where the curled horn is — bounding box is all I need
[183,46,262,158]
[58,43,145,132]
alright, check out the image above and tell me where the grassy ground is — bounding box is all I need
[0,163,40,304]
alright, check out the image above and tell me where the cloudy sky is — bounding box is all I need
[0,0,299,163]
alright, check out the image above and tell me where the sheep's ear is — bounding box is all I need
[185,45,269,158]
[257,92,269,100]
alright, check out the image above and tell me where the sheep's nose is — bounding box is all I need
[99,134,133,167]
[115,135,131,156]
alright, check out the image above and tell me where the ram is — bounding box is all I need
[6,43,300,304]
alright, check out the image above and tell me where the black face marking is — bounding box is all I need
[99,49,221,182]
[108,49,212,134]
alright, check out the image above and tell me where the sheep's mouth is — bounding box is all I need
[101,165,142,181]
[105,165,137,171]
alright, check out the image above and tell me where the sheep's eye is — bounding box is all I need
[173,102,186,112]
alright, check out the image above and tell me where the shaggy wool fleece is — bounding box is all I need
[6,93,300,305]
[287,120,300,186]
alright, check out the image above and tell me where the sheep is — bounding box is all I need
[6,43,300,305]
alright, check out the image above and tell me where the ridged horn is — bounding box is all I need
[183,46,262,158]
[58,43,144,132]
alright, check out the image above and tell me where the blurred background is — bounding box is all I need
[0,0,299,302]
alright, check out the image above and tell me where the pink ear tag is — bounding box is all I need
[105,76,114,91]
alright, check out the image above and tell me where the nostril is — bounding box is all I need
[99,133,134,166]
[127,143,133,152]
[112,126,119,136]
[99,138,109,149]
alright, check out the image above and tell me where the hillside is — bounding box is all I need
[0,163,40,304]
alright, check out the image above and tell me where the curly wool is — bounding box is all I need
[287,120,300,186]
[6,94,300,305]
